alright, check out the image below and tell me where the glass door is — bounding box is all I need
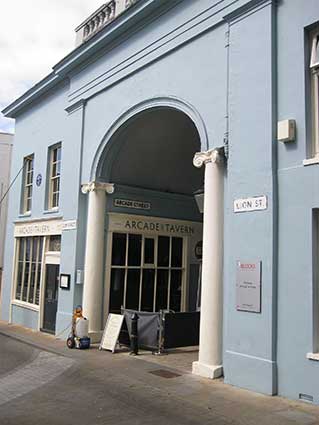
[109,233,184,313]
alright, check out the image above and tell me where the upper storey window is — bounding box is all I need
[48,144,61,210]
[22,155,34,214]
[310,29,319,157]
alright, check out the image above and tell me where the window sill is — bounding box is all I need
[43,208,59,215]
[11,300,39,312]
[18,212,31,218]
[307,352,319,361]
[303,156,319,166]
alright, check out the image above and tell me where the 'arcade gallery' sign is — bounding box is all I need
[14,219,77,237]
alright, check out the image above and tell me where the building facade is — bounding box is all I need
[2,0,319,404]
[0,132,13,286]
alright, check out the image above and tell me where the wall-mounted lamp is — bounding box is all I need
[194,188,204,213]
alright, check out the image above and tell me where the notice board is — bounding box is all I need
[236,261,261,313]
[99,314,124,353]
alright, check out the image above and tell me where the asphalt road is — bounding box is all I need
[0,333,231,425]
[0,334,36,376]
[0,333,318,425]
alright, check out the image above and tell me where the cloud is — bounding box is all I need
[0,0,103,133]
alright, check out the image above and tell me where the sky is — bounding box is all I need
[0,0,104,134]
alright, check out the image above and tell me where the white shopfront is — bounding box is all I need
[10,218,75,333]
[103,213,203,322]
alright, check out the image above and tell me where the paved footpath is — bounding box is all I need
[0,321,319,425]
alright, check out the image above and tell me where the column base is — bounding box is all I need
[192,361,223,379]
[88,331,103,344]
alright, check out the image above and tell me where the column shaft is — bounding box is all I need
[193,149,224,379]
[82,188,106,338]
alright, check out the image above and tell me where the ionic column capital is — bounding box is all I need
[193,148,224,168]
[81,181,114,194]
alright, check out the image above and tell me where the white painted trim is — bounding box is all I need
[18,213,32,219]
[26,240,33,302]
[310,29,319,69]
[22,156,34,215]
[11,237,46,326]
[38,237,48,330]
[48,144,61,210]
[108,212,203,237]
[307,352,319,361]
[103,230,113,325]
[45,252,61,265]
[310,28,319,157]
[14,216,63,224]
[14,218,63,237]
[104,213,201,316]
[9,239,18,324]
[11,231,62,331]
[313,71,319,152]
[303,156,319,166]
[19,239,27,302]
[11,300,40,312]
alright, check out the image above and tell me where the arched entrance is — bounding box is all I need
[82,105,204,338]
[82,102,225,381]
[96,106,205,192]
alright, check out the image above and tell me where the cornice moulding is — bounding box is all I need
[223,0,275,23]
[3,0,179,119]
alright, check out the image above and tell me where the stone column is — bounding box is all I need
[81,181,114,342]
[192,149,224,379]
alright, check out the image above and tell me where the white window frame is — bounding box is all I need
[310,29,319,158]
[103,213,203,324]
[307,210,319,361]
[22,155,34,214]
[106,232,186,314]
[10,219,64,329]
[48,144,61,210]
[13,236,44,307]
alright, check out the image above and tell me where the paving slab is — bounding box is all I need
[0,320,319,425]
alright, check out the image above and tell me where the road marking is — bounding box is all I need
[0,351,74,406]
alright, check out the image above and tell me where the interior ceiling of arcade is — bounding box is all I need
[99,108,204,195]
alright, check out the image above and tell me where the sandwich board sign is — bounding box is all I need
[99,314,125,353]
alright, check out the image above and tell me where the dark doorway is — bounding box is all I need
[42,264,59,333]
[109,232,184,313]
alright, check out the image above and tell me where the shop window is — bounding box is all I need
[310,28,319,157]
[15,236,44,305]
[109,233,184,313]
[21,155,34,214]
[48,235,61,252]
[47,143,61,210]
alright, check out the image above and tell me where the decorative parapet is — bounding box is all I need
[75,0,138,46]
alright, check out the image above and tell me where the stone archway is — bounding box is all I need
[81,101,225,383]
[82,104,204,340]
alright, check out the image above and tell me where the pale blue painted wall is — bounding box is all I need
[276,0,319,404]
[1,82,70,324]
[223,0,277,395]
[11,305,38,330]
[2,0,319,404]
